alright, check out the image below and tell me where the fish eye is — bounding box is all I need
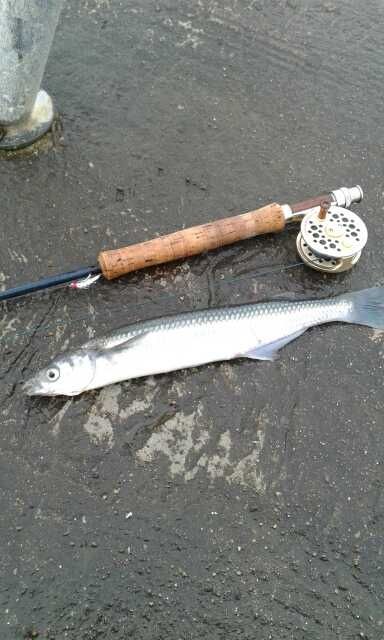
[46,367,60,382]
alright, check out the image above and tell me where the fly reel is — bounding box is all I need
[296,204,368,273]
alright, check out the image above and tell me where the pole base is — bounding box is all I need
[0,90,55,150]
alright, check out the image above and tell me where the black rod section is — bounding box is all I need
[0,266,101,302]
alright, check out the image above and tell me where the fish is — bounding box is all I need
[23,287,384,397]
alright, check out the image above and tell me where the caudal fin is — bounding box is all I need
[341,287,384,329]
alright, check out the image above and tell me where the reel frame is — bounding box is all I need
[284,186,366,274]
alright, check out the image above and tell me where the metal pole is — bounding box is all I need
[0,0,64,150]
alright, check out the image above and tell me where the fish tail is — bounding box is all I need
[340,287,384,329]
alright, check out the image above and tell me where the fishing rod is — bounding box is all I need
[0,185,365,303]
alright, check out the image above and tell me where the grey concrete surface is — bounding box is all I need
[0,1,383,638]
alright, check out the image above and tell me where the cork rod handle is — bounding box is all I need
[98,202,286,280]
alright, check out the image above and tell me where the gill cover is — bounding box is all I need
[24,349,97,396]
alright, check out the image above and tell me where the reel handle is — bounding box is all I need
[98,203,286,280]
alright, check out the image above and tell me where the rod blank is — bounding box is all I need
[0,266,101,303]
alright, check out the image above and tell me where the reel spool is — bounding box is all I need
[296,205,368,273]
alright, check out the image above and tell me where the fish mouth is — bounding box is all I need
[22,379,49,397]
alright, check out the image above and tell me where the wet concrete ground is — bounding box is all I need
[1,0,383,638]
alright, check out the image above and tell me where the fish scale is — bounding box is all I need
[88,298,349,345]
[23,288,384,396]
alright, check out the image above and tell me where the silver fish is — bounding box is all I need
[23,287,384,397]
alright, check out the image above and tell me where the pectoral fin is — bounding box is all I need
[243,328,307,361]
[91,332,150,356]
